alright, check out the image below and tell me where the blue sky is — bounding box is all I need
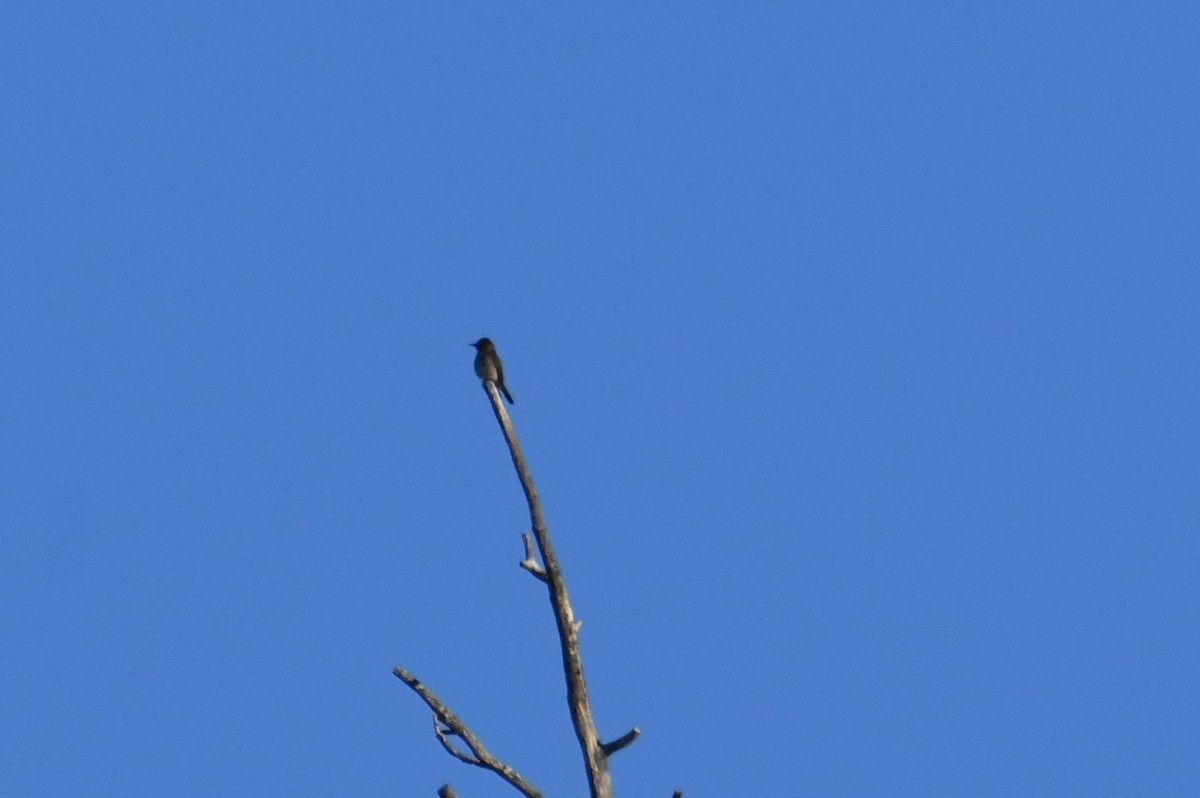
[2,2,1198,795]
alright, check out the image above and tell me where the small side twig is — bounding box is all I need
[600,726,641,756]
[433,717,480,766]
[519,532,547,581]
[393,665,542,798]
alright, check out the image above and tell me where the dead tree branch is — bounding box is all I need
[392,665,542,798]
[395,364,651,796]
[480,379,623,797]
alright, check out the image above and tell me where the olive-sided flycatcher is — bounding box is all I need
[471,337,514,404]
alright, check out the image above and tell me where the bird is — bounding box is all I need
[471,337,514,404]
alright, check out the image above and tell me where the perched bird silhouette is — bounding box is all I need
[471,337,514,404]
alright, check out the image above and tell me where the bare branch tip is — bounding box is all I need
[601,726,642,756]
[437,786,458,798]
[519,533,547,580]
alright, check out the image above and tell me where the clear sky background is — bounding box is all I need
[2,2,1198,796]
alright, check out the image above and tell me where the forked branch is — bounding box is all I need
[393,665,542,798]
